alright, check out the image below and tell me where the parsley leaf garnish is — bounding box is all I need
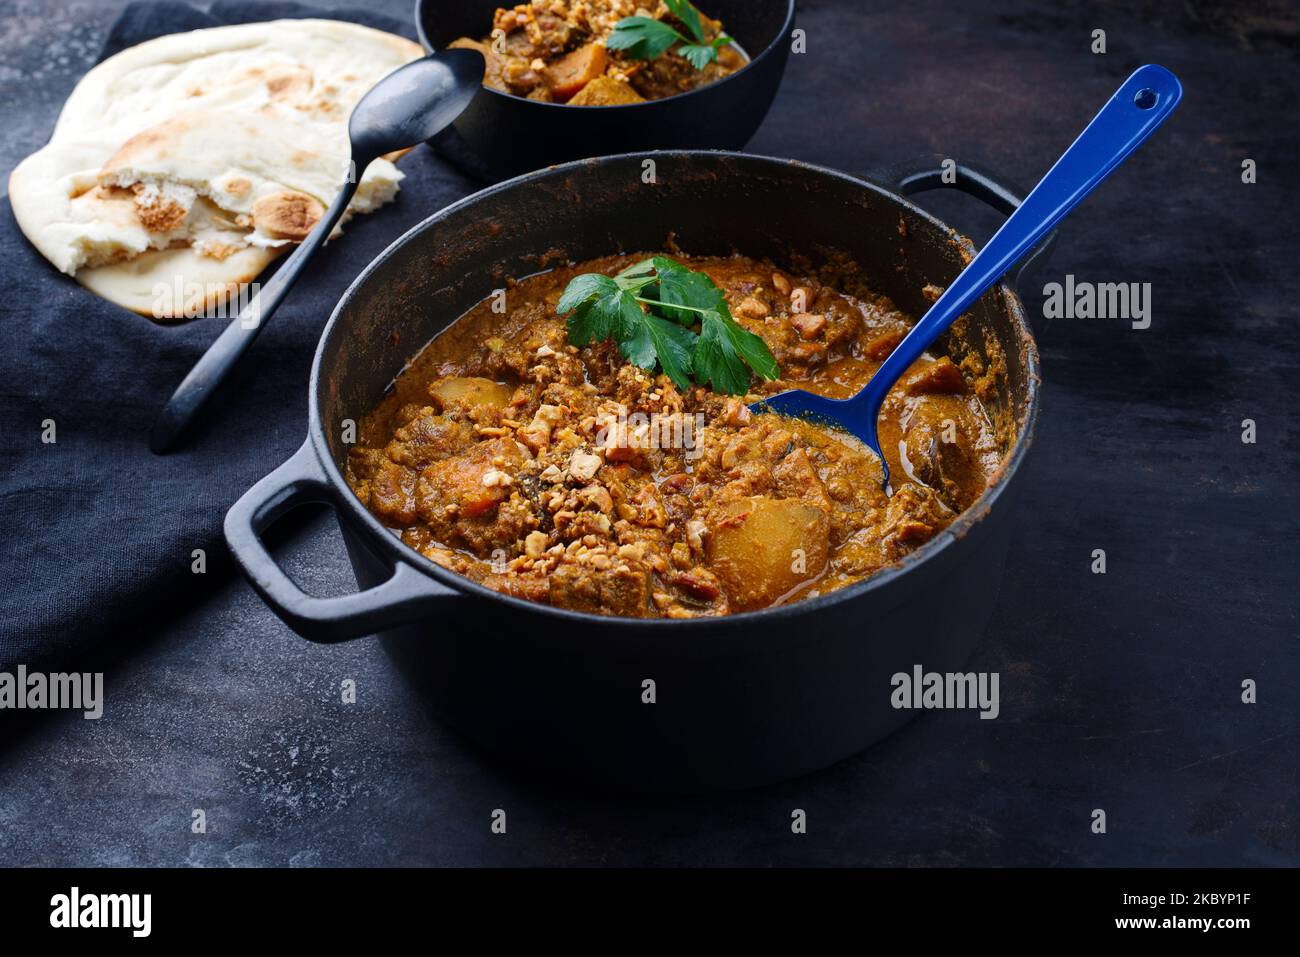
[652,255,726,322]
[694,307,780,395]
[604,17,680,61]
[622,312,697,389]
[664,0,705,41]
[678,36,732,70]
[606,0,732,71]
[557,256,779,395]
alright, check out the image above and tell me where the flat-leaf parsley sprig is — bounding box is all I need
[557,256,779,395]
[605,0,733,71]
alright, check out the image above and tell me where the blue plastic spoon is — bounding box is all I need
[753,64,1182,488]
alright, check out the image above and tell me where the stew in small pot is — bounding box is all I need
[345,252,1008,619]
[450,0,747,105]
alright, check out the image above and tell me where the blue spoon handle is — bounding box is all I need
[858,64,1182,413]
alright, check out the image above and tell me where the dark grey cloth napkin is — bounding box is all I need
[0,1,477,668]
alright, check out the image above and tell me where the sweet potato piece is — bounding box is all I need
[707,497,830,611]
[568,75,647,106]
[428,376,514,412]
[545,42,608,101]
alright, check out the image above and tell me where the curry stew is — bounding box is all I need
[450,1,746,105]
[346,254,1005,619]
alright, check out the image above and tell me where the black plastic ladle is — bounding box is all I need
[149,49,484,453]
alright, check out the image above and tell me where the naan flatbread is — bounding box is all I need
[9,19,422,318]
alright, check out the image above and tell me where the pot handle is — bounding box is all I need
[866,155,1058,293]
[224,440,454,643]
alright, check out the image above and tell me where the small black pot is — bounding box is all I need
[414,0,797,180]
[226,152,1045,793]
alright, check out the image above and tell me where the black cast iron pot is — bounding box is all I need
[415,0,797,180]
[225,152,1045,793]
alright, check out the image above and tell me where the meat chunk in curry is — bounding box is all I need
[346,254,1005,619]
[450,0,746,104]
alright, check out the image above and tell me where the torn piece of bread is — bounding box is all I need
[8,19,422,319]
[96,108,399,252]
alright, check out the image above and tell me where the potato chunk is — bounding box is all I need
[707,497,830,611]
[544,42,608,101]
[428,376,513,412]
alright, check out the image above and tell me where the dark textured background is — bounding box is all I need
[1,0,1297,866]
